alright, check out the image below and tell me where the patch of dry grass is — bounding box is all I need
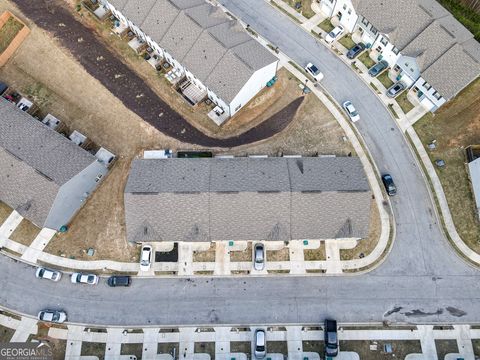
[230,242,252,262]
[0,17,24,53]
[9,218,40,246]
[414,78,480,253]
[193,243,216,262]
[0,201,12,224]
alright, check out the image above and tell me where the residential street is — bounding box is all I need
[0,0,479,327]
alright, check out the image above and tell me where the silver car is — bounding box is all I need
[254,329,266,359]
[38,310,67,323]
[254,243,265,271]
[71,272,99,285]
[387,82,406,98]
[35,267,62,282]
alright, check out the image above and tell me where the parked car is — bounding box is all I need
[0,82,8,96]
[387,82,406,98]
[324,319,339,357]
[71,272,99,285]
[107,275,131,287]
[253,243,265,271]
[342,100,360,122]
[346,43,365,59]
[140,244,153,271]
[325,25,344,43]
[381,174,397,196]
[368,60,389,77]
[38,310,67,324]
[254,329,266,359]
[304,62,324,81]
[35,267,62,282]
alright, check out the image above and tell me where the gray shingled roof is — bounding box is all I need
[124,158,371,242]
[106,0,277,104]
[355,0,479,101]
[0,99,96,185]
[0,98,97,226]
[422,43,480,100]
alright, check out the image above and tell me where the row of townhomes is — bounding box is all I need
[124,157,371,243]
[99,0,278,124]
[318,0,480,111]
[0,98,108,231]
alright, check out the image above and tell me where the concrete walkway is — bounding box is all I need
[9,316,37,342]
[417,325,438,360]
[0,211,23,248]
[21,227,57,263]
[65,325,85,360]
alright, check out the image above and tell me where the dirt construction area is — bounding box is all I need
[0,0,362,261]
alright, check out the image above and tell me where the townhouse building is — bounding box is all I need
[99,0,279,124]
[317,0,480,111]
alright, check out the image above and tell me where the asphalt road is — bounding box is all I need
[0,0,479,327]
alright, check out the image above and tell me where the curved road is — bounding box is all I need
[1,0,479,326]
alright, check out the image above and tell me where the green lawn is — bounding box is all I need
[338,34,356,49]
[395,91,415,114]
[358,51,375,68]
[414,78,480,254]
[0,17,24,54]
[318,18,334,33]
[282,0,315,18]
[377,71,394,89]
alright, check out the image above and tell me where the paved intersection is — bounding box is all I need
[0,0,479,327]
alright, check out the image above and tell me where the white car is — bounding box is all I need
[304,62,324,81]
[343,100,360,122]
[35,267,62,282]
[140,245,153,271]
[70,272,99,285]
[325,25,344,43]
[38,310,67,323]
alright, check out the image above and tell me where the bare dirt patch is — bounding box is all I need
[44,157,140,262]
[435,339,458,360]
[0,201,12,223]
[304,244,326,261]
[230,242,253,262]
[0,325,14,342]
[267,246,290,261]
[339,340,422,359]
[340,199,381,260]
[9,218,40,246]
[193,243,216,262]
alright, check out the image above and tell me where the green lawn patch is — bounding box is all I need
[282,0,315,18]
[318,18,334,33]
[414,78,480,254]
[370,82,380,94]
[358,51,375,68]
[270,1,302,23]
[395,91,415,114]
[377,71,394,89]
[338,34,356,49]
[0,17,24,54]
[387,104,399,119]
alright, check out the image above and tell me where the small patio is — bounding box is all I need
[112,19,128,37]
[128,36,146,54]
[208,106,229,126]
[178,79,207,106]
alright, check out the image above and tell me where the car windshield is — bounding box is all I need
[309,65,319,74]
[257,345,265,351]
[87,275,95,282]
[52,313,59,321]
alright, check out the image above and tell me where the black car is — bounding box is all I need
[387,82,406,98]
[382,174,397,196]
[324,319,339,357]
[107,275,131,287]
[368,60,389,77]
[346,43,365,59]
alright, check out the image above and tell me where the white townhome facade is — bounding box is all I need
[317,0,480,112]
[98,0,278,124]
